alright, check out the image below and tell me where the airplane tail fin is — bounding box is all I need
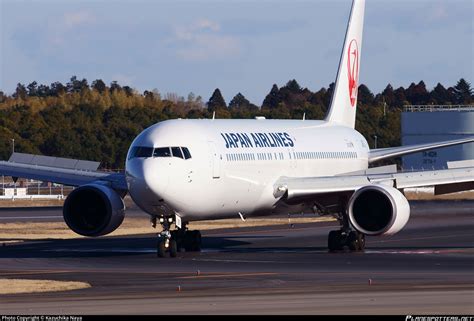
[325,0,365,128]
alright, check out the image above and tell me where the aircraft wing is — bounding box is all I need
[368,137,474,164]
[0,152,127,191]
[274,163,474,201]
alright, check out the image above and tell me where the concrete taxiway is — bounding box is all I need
[0,201,473,314]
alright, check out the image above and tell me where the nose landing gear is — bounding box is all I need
[157,231,178,258]
[152,215,202,258]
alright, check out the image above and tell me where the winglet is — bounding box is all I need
[325,0,365,128]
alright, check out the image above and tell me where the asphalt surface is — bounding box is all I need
[0,205,145,223]
[0,201,473,314]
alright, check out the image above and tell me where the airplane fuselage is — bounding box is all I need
[125,119,370,221]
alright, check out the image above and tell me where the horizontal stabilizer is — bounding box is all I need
[0,153,126,191]
[447,159,474,169]
[9,152,100,171]
[369,137,474,164]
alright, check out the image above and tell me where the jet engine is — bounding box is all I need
[63,183,125,237]
[348,184,410,236]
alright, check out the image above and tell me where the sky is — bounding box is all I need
[1,0,473,105]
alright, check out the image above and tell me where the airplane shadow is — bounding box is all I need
[0,235,255,259]
[0,234,471,259]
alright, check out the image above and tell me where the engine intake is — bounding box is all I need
[348,185,410,236]
[63,184,125,237]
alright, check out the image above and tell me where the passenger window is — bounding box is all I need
[171,147,184,159]
[182,147,192,159]
[153,147,171,157]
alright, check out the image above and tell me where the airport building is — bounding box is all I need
[402,105,474,170]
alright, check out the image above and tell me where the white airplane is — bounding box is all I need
[1,0,473,257]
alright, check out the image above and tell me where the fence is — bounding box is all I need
[403,105,474,112]
[0,176,74,200]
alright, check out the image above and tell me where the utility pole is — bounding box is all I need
[374,135,378,149]
[11,138,15,154]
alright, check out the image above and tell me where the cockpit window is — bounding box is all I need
[128,146,153,159]
[171,147,184,159]
[153,147,171,157]
[132,146,190,160]
[182,147,192,159]
[128,146,191,160]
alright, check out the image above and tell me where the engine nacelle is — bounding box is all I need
[348,184,410,236]
[63,183,125,237]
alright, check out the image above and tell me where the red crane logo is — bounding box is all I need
[347,39,359,107]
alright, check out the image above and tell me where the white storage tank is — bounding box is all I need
[401,106,474,170]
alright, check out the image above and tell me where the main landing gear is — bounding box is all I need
[328,229,365,252]
[327,210,365,253]
[152,216,202,258]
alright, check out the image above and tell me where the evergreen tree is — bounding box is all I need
[27,81,38,97]
[405,81,429,105]
[393,86,408,107]
[262,84,280,109]
[380,84,395,107]
[50,82,66,96]
[187,92,196,103]
[229,92,251,109]
[278,79,308,110]
[285,79,302,93]
[67,76,89,93]
[324,82,335,108]
[207,88,227,112]
[453,78,473,104]
[431,83,450,104]
[122,86,134,97]
[14,83,27,99]
[92,79,107,93]
[110,81,122,93]
[309,88,327,110]
[37,84,50,97]
[357,84,374,105]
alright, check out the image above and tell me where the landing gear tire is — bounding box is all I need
[357,233,366,251]
[155,217,202,258]
[328,230,365,252]
[157,239,167,258]
[189,231,202,252]
[178,230,202,252]
[169,239,178,258]
[171,230,182,251]
[328,230,343,252]
[347,231,360,251]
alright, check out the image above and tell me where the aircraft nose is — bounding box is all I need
[142,159,170,197]
[126,158,169,200]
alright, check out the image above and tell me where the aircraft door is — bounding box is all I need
[289,147,297,170]
[208,141,221,179]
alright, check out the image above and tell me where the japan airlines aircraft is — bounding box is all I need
[1,0,473,257]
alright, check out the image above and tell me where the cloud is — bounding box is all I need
[172,19,242,62]
[426,4,449,22]
[38,11,98,54]
[195,19,220,32]
[63,11,95,28]
[176,34,241,61]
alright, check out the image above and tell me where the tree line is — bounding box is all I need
[0,77,472,169]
